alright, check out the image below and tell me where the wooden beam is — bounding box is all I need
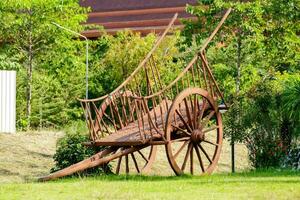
[85,17,197,29]
[88,6,187,18]
[82,25,185,38]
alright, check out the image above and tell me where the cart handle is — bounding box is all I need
[78,13,179,103]
[131,8,232,100]
[199,8,232,53]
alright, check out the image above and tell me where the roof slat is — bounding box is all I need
[80,0,198,37]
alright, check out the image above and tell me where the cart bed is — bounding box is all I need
[90,99,203,146]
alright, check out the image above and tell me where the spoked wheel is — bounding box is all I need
[165,88,223,175]
[110,145,157,175]
[94,90,136,136]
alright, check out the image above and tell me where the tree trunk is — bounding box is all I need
[236,33,241,96]
[280,118,292,152]
[232,32,242,173]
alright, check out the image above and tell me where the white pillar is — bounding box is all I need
[0,70,16,133]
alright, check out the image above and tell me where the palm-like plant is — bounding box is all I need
[281,76,300,137]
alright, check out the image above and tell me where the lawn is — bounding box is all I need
[1,170,299,200]
[0,132,297,200]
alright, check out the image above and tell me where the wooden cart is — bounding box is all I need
[40,8,231,181]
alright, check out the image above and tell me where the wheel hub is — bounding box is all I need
[191,129,205,143]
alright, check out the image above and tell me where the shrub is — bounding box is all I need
[51,123,111,176]
[247,136,286,169]
[281,145,300,170]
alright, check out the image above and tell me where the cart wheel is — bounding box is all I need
[111,145,157,175]
[94,90,136,136]
[165,88,223,175]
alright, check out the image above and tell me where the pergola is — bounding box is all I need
[80,0,197,38]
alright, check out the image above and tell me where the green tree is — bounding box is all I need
[281,75,300,139]
[90,30,182,98]
[181,0,300,167]
[0,0,87,129]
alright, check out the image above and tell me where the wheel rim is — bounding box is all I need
[93,90,137,137]
[110,145,157,175]
[165,88,223,175]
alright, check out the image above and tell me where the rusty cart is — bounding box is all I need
[40,8,232,181]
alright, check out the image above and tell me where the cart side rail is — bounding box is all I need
[78,13,178,103]
[132,8,232,105]
[79,14,179,141]
[80,9,231,141]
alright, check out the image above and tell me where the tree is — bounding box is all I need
[0,0,87,129]
[90,30,182,98]
[181,0,300,168]
[181,0,266,170]
[281,75,300,140]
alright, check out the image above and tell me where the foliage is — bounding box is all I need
[281,145,300,170]
[89,30,183,98]
[0,0,298,171]
[51,122,111,175]
[281,76,300,135]
[0,0,183,129]
[246,131,286,168]
[0,45,21,70]
[89,31,156,97]
[0,0,88,129]
[181,0,300,168]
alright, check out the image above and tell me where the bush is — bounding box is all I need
[281,146,300,170]
[247,136,286,169]
[51,123,111,176]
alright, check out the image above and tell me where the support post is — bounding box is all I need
[231,137,235,173]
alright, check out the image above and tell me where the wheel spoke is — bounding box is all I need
[131,153,140,173]
[190,95,194,111]
[171,137,190,143]
[190,145,194,175]
[193,95,198,129]
[175,110,192,132]
[174,140,189,159]
[181,142,192,171]
[183,98,193,129]
[171,124,191,136]
[166,90,222,176]
[125,155,129,174]
[198,144,212,164]
[201,110,215,128]
[137,150,149,162]
[198,99,207,121]
[203,139,218,146]
[194,144,205,172]
[202,125,219,133]
[116,156,122,175]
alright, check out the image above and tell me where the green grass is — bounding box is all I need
[1,170,299,200]
[1,131,296,199]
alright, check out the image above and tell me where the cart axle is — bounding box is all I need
[191,129,205,143]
